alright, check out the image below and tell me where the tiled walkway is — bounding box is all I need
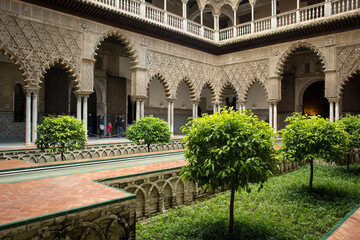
[324,205,360,240]
[0,155,186,225]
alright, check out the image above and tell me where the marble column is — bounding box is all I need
[82,95,89,128]
[269,103,273,128]
[76,95,82,120]
[192,102,198,119]
[335,100,340,120]
[329,100,334,122]
[140,99,145,118]
[25,91,32,146]
[136,99,141,121]
[31,91,38,144]
[168,101,174,133]
[273,102,278,132]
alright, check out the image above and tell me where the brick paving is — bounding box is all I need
[326,207,360,240]
[0,158,185,225]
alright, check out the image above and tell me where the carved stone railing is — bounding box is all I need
[0,139,185,163]
[93,0,359,42]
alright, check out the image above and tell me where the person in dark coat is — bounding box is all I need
[88,113,95,136]
[115,115,124,137]
[98,115,105,138]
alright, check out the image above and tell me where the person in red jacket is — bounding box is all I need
[105,122,112,138]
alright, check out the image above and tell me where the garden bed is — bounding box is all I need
[137,164,360,240]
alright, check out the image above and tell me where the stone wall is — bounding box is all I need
[0,198,136,240]
[0,139,185,162]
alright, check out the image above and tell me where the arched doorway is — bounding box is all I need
[245,82,268,121]
[302,81,328,117]
[174,81,192,134]
[94,35,132,136]
[278,46,325,129]
[341,72,360,116]
[199,83,215,116]
[42,65,72,117]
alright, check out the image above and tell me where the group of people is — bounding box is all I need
[87,114,124,138]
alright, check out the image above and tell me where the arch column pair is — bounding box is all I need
[75,93,91,129]
[167,98,177,134]
[325,69,340,122]
[191,100,200,119]
[267,76,282,132]
[133,96,146,121]
[25,88,39,146]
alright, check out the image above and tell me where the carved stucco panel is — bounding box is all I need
[146,50,221,99]
[337,44,360,93]
[222,59,269,101]
[0,13,82,88]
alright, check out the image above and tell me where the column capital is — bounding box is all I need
[167,97,177,102]
[269,76,283,81]
[323,69,336,74]
[268,100,279,104]
[82,58,96,63]
[132,95,148,100]
[327,97,340,103]
[130,66,147,72]
[25,87,40,94]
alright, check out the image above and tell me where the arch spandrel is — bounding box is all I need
[243,79,269,102]
[0,47,29,84]
[174,77,197,101]
[337,44,360,97]
[0,14,82,88]
[147,73,172,99]
[41,58,80,90]
[92,30,139,67]
[275,42,327,77]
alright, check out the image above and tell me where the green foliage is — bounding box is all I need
[281,113,349,191]
[35,116,87,161]
[181,108,278,235]
[339,114,360,170]
[137,164,360,240]
[281,113,349,164]
[181,109,277,192]
[340,114,360,149]
[127,116,172,152]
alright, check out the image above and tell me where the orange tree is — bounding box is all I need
[339,114,360,171]
[127,116,172,152]
[35,115,87,161]
[281,113,349,191]
[180,109,278,236]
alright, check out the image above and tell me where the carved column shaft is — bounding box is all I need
[31,91,38,144]
[25,91,32,146]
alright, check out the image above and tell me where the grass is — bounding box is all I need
[136,164,360,240]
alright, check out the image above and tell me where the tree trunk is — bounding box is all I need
[61,152,64,161]
[346,151,352,172]
[229,187,235,236]
[147,143,151,152]
[309,160,313,192]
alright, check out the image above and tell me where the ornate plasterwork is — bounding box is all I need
[222,59,269,101]
[146,50,221,100]
[275,42,327,77]
[337,44,360,94]
[0,14,82,88]
[93,30,138,66]
[146,50,270,102]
